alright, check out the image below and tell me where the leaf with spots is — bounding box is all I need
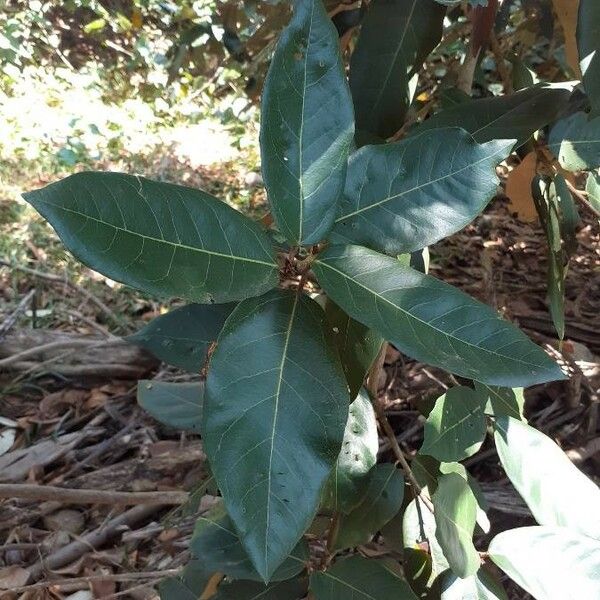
[313,245,565,387]
[260,0,354,245]
[23,172,278,304]
[204,290,349,581]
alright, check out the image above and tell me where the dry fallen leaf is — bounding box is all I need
[506,152,539,222]
[0,565,30,590]
[551,0,582,77]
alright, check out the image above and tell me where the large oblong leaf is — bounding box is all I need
[489,526,600,600]
[260,0,354,245]
[137,381,203,433]
[214,577,309,599]
[417,84,573,148]
[322,389,378,514]
[23,173,278,303]
[548,111,600,171]
[577,0,600,114]
[441,569,508,600]
[310,555,418,599]
[349,0,445,141]
[204,289,349,581]
[313,245,564,387]
[494,416,600,540]
[331,129,512,255]
[128,303,235,372]
[433,472,480,579]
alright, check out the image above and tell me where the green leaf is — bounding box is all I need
[577,0,600,114]
[331,129,512,255]
[158,560,211,600]
[349,0,445,140]
[204,290,349,581]
[310,555,418,599]
[432,472,480,579]
[214,577,309,599]
[334,464,404,549]
[260,0,354,245]
[417,84,573,148]
[313,245,564,387]
[420,386,487,462]
[441,568,508,600]
[23,173,278,303]
[548,111,600,171]
[585,170,600,216]
[489,526,600,600]
[403,497,449,582]
[412,454,441,494]
[137,381,203,433]
[474,382,525,420]
[494,417,600,540]
[325,300,383,399]
[128,303,235,372]
[190,503,308,582]
[322,389,379,514]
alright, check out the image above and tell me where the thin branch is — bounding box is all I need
[0,289,35,342]
[0,483,189,505]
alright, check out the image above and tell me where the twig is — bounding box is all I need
[563,178,600,218]
[0,483,188,505]
[366,344,434,513]
[6,361,146,378]
[0,289,35,341]
[11,569,180,593]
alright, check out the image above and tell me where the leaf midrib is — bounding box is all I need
[34,198,276,268]
[316,257,548,371]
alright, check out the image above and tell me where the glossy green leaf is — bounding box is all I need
[310,555,418,599]
[585,170,600,216]
[349,0,445,140]
[334,464,404,549]
[158,560,211,600]
[403,497,449,582]
[128,303,235,372]
[23,172,278,303]
[214,577,308,599]
[417,84,573,148]
[420,386,487,462]
[474,382,525,420]
[331,129,512,255]
[137,381,203,433]
[412,454,441,494]
[190,503,308,582]
[432,472,480,579]
[548,112,600,171]
[325,300,383,399]
[313,245,564,387]
[260,0,354,245]
[489,526,600,600]
[578,0,600,114]
[322,389,378,514]
[494,416,600,540]
[441,568,508,600]
[204,289,349,581]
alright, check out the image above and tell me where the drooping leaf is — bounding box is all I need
[417,84,573,149]
[189,503,308,582]
[313,245,565,387]
[432,473,480,579]
[325,300,383,399]
[473,382,525,420]
[22,173,278,303]
[577,0,600,114]
[310,555,418,599]
[548,111,600,171]
[204,289,349,581]
[585,170,600,215]
[441,568,508,600]
[137,381,203,433]
[214,577,309,599]
[489,526,600,600]
[322,389,379,514]
[331,129,512,255]
[334,464,404,549]
[260,0,354,245]
[128,303,235,372]
[349,0,445,140]
[494,417,600,540]
[403,497,449,583]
